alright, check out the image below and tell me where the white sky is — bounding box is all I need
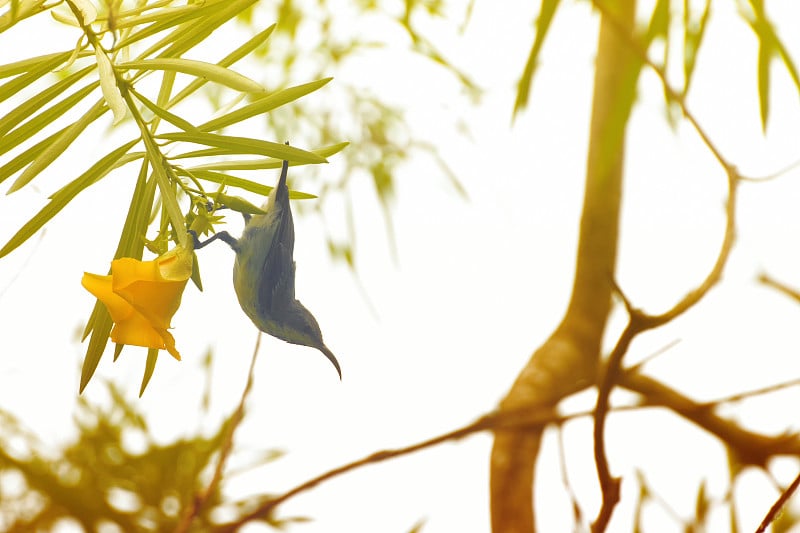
[3,1,800,532]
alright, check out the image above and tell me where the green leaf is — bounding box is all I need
[116,2,216,51]
[199,78,332,131]
[513,0,561,120]
[682,0,711,98]
[0,139,139,259]
[129,86,197,132]
[151,69,177,132]
[137,134,188,248]
[0,51,70,79]
[177,169,317,199]
[0,81,99,158]
[644,0,669,45]
[154,0,259,60]
[118,58,264,93]
[0,64,95,137]
[139,349,159,396]
[168,24,276,109]
[0,51,71,104]
[757,37,773,133]
[208,191,266,214]
[159,132,327,164]
[0,124,70,185]
[80,305,113,393]
[7,100,106,193]
[183,142,349,170]
[116,160,157,261]
[742,2,800,132]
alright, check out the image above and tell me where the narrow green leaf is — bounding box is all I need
[114,3,205,30]
[167,24,276,109]
[0,51,71,103]
[119,58,264,93]
[184,142,349,170]
[129,86,197,132]
[644,0,670,44]
[0,64,95,137]
[139,348,158,396]
[7,100,106,193]
[116,161,157,261]
[757,38,773,133]
[0,139,138,258]
[682,0,711,98]
[199,78,332,131]
[161,0,259,59]
[138,127,188,248]
[115,2,211,51]
[151,70,177,132]
[190,251,203,291]
[0,81,99,158]
[0,124,71,185]
[0,51,70,79]
[742,6,800,133]
[80,305,113,393]
[178,169,316,199]
[82,160,153,354]
[513,0,561,120]
[158,132,327,163]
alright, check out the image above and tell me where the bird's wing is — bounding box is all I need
[258,160,296,311]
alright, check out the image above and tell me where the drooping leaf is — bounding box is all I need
[96,48,126,125]
[512,0,561,120]
[757,35,773,133]
[79,305,114,393]
[139,349,158,396]
[682,0,711,98]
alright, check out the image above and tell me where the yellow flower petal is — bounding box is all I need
[81,246,192,361]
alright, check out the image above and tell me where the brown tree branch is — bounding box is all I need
[218,405,566,532]
[174,333,262,533]
[757,470,800,532]
[489,1,636,530]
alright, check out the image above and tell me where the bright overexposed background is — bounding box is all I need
[3,1,800,531]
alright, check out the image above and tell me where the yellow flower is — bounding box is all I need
[82,246,193,360]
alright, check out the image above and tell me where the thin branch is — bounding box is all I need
[756,469,800,533]
[758,272,800,304]
[219,403,632,532]
[586,1,744,529]
[699,377,800,407]
[174,333,262,533]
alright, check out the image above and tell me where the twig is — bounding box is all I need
[174,332,262,533]
[586,1,744,530]
[218,404,594,532]
[756,470,800,532]
[758,272,800,304]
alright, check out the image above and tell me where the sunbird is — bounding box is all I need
[192,158,342,379]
